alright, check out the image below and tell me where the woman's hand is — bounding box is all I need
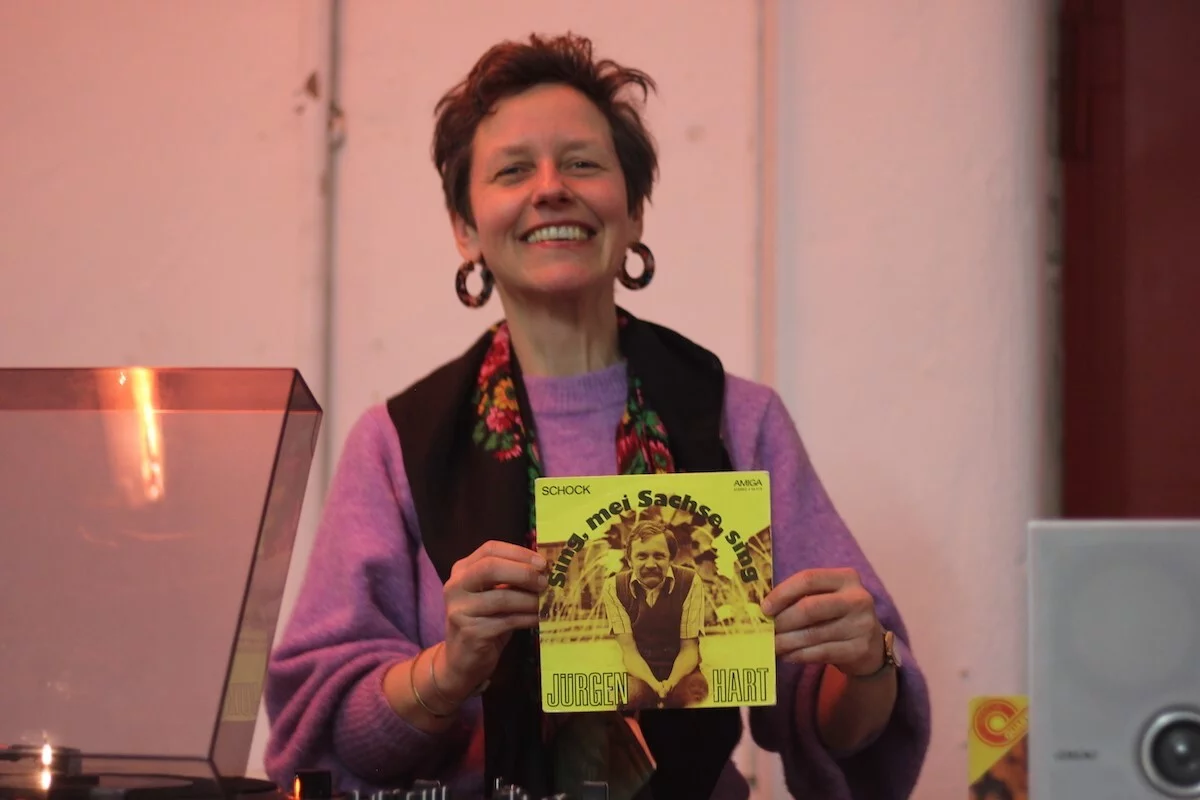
[762,567,884,677]
[761,567,901,752]
[434,540,548,703]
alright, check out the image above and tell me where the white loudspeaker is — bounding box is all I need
[1029,520,1200,798]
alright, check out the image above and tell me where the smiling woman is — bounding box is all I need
[263,31,931,800]
[451,83,640,318]
[431,36,661,378]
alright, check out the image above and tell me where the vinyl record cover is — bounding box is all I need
[534,471,775,713]
[968,696,1028,800]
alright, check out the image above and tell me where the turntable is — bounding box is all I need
[0,368,611,800]
[0,368,322,800]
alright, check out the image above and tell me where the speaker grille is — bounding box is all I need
[1030,520,1200,798]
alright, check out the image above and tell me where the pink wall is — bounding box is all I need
[773,3,1054,798]
[0,2,1052,798]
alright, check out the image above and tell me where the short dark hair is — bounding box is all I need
[625,519,678,561]
[432,32,659,227]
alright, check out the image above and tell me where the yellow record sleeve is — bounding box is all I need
[968,695,1029,798]
[534,471,776,713]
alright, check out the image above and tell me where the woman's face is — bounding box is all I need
[452,83,642,300]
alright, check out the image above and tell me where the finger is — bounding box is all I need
[761,568,858,617]
[507,613,541,630]
[772,592,852,633]
[462,540,548,570]
[456,613,541,641]
[781,639,872,667]
[462,588,541,617]
[458,557,549,594]
[468,613,541,636]
[774,617,859,655]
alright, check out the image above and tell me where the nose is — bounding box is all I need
[531,163,571,205]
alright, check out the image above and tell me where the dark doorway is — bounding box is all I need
[1060,0,1200,516]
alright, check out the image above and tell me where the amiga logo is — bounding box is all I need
[733,477,764,491]
[972,698,1028,748]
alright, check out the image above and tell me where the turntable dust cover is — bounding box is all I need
[533,471,776,713]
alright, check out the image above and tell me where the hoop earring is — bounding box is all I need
[455,258,494,308]
[619,242,655,290]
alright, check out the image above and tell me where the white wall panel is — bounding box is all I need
[0,1,327,377]
[772,3,1052,798]
[0,3,1059,795]
[0,0,330,781]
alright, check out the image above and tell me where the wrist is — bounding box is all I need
[429,643,471,707]
[843,628,900,679]
[407,647,457,719]
[431,643,490,705]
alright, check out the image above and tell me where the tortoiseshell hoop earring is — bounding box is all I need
[455,259,494,308]
[618,242,655,290]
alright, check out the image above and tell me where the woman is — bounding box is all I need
[264,33,931,800]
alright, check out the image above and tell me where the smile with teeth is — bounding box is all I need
[523,224,594,244]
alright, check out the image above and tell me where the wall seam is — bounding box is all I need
[317,0,344,501]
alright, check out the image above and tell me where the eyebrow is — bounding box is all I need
[487,139,603,162]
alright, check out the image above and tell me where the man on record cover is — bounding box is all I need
[600,519,709,709]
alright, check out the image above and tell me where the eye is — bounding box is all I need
[495,163,530,179]
[568,159,600,171]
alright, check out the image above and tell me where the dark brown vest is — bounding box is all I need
[615,568,696,681]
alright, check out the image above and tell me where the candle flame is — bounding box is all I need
[293,777,301,799]
[40,743,52,766]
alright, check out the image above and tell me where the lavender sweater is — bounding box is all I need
[264,362,931,798]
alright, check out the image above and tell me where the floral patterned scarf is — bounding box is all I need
[471,316,675,538]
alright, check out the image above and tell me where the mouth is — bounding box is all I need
[520,222,597,244]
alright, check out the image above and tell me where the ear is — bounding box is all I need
[450,212,481,263]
